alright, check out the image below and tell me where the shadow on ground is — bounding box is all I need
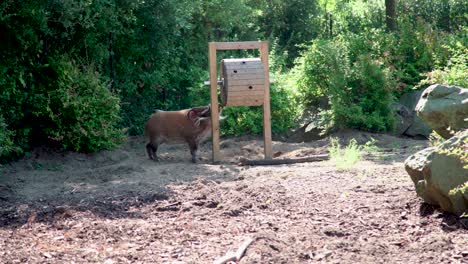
[0,137,242,228]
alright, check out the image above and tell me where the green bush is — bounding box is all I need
[398,0,468,32]
[222,81,300,136]
[418,40,468,88]
[0,116,15,159]
[43,58,125,152]
[386,17,447,92]
[296,37,394,133]
[0,64,30,161]
[187,74,300,136]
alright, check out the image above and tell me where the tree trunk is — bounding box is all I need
[385,0,397,31]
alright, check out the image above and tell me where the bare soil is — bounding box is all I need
[0,130,467,263]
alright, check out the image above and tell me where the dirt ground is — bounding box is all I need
[0,130,467,263]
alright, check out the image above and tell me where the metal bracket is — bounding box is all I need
[204,79,224,86]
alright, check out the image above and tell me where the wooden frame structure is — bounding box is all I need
[208,41,272,162]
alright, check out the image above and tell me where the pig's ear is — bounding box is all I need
[200,105,210,115]
[187,110,198,120]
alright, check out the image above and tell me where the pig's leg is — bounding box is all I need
[146,142,158,161]
[187,140,198,163]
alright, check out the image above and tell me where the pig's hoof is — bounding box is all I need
[149,157,159,162]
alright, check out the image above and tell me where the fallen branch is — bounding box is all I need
[214,237,255,264]
[155,201,181,211]
[239,154,329,166]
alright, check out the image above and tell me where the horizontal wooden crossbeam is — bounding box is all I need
[211,41,264,50]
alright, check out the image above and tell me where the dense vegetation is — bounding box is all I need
[0,0,467,161]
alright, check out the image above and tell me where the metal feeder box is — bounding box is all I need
[220,58,265,106]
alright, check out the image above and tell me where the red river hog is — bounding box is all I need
[144,105,214,163]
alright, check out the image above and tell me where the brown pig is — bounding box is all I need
[144,105,213,163]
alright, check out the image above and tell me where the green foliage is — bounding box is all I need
[386,17,448,92]
[220,81,299,136]
[398,0,468,32]
[0,116,15,159]
[254,0,321,67]
[187,70,300,137]
[0,64,30,160]
[310,0,467,94]
[318,0,386,36]
[361,137,382,153]
[44,58,125,152]
[418,39,468,88]
[329,137,363,170]
[296,36,394,133]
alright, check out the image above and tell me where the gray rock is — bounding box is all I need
[405,147,436,185]
[404,119,432,138]
[405,129,468,215]
[416,84,468,139]
[400,89,424,110]
[391,102,413,135]
[399,90,432,138]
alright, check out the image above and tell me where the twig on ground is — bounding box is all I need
[155,201,182,211]
[214,237,255,264]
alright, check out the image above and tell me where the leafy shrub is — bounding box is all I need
[43,58,125,152]
[0,116,15,159]
[188,74,300,136]
[0,64,30,160]
[418,40,468,88]
[398,0,468,32]
[386,17,447,92]
[296,37,394,133]
[222,82,299,136]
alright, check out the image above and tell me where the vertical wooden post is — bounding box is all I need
[209,43,220,162]
[260,41,272,159]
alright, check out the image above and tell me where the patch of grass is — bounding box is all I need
[361,138,386,160]
[31,161,43,170]
[48,164,64,172]
[362,137,380,153]
[329,138,363,170]
[29,161,64,172]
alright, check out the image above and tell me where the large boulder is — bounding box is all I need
[391,102,413,136]
[399,90,432,138]
[405,129,468,215]
[415,84,468,139]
